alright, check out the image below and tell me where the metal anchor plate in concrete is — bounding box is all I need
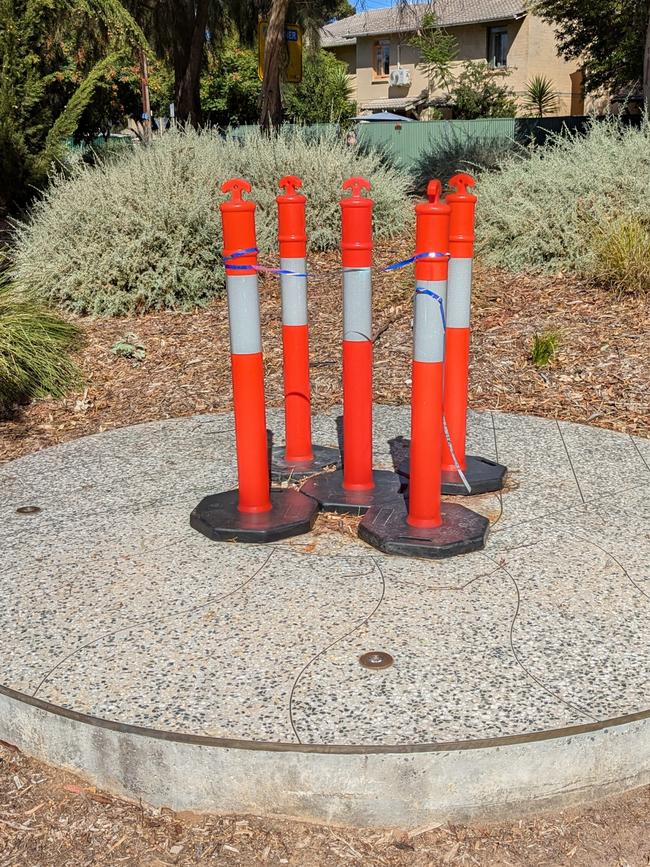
[1,407,650,828]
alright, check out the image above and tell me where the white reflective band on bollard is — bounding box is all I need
[280,258,308,327]
[227,274,263,355]
[446,258,472,329]
[413,279,447,363]
[343,267,372,342]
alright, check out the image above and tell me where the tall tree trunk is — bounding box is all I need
[644,7,650,110]
[259,0,290,130]
[174,0,208,126]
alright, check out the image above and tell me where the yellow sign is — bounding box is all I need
[258,20,303,83]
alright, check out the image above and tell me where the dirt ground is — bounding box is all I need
[1,242,649,462]
[2,243,650,864]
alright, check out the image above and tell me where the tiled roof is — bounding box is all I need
[321,0,527,46]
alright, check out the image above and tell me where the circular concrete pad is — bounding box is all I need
[2,407,650,827]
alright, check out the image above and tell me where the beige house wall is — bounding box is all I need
[328,13,586,117]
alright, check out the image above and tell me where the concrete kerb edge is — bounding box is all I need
[3,685,650,827]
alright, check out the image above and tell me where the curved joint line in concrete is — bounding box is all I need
[630,434,650,476]
[288,558,387,744]
[544,519,650,606]
[32,547,277,699]
[482,552,598,722]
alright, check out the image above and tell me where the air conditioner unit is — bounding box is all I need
[389,67,411,86]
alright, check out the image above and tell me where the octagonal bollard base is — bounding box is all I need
[398,454,507,496]
[300,469,403,516]
[270,444,341,483]
[190,488,318,543]
[359,499,489,559]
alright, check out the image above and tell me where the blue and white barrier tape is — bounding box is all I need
[222,247,449,278]
[224,246,470,492]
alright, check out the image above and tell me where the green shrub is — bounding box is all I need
[589,215,650,296]
[10,125,411,316]
[282,50,356,125]
[411,127,526,195]
[0,279,82,410]
[449,62,517,120]
[476,115,650,278]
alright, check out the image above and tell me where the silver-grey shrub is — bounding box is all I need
[475,115,650,274]
[11,126,411,316]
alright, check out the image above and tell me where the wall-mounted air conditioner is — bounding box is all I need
[389,68,411,87]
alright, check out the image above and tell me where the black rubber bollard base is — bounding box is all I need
[300,469,403,516]
[358,498,489,559]
[270,444,341,483]
[190,488,318,544]
[397,454,507,496]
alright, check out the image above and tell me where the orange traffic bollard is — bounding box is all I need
[301,177,400,514]
[270,176,340,481]
[190,178,317,543]
[359,181,489,558]
[407,180,449,528]
[441,173,506,495]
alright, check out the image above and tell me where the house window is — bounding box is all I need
[373,40,390,79]
[487,26,508,68]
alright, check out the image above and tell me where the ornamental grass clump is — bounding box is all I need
[476,114,650,284]
[11,125,411,316]
[588,215,650,297]
[0,279,81,411]
[530,330,559,367]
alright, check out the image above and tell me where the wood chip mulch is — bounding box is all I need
[1,240,649,464]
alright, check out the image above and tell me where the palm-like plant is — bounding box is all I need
[523,75,560,117]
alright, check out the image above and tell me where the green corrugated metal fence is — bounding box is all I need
[228,116,595,170]
[357,118,518,168]
[355,116,601,168]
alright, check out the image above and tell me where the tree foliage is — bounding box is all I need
[201,33,355,127]
[125,0,224,125]
[449,61,517,119]
[0,0,146,210]
[410,12,458,91]
[532,0,650,94]
[201,33,261,127]
[125,1,350,129]
[283,49,355,123]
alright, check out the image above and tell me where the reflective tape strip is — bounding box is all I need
[226,274,262,355]
[446,257,472,329]
[280,257,308,326]
[343,267,372,343]
[413,279,447,363]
